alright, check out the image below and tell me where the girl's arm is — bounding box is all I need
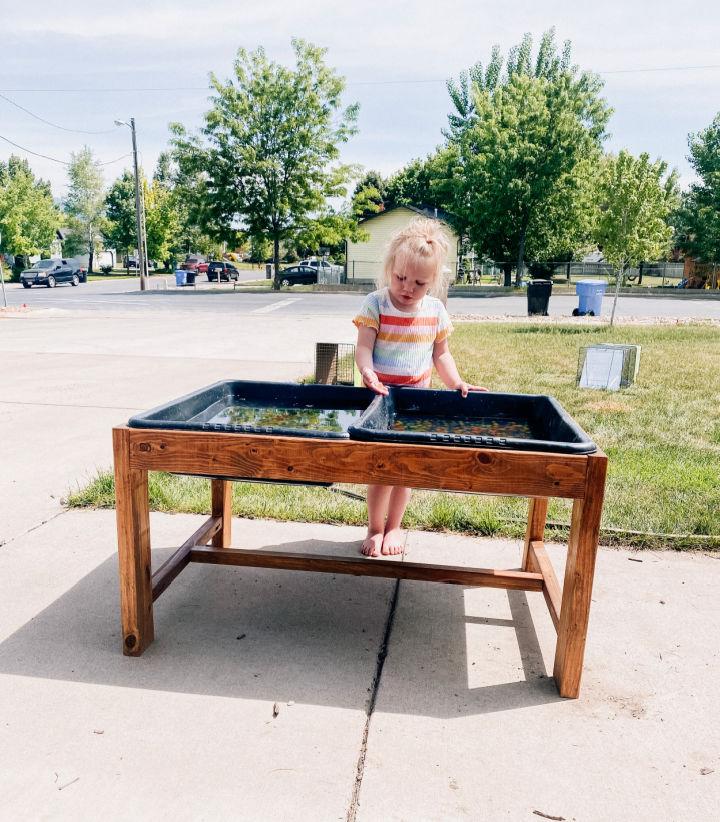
[356,326,389,395]
[433,338,487,397]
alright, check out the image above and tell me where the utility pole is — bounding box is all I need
[115,117,147,291]
[130,118,147,291]
[0,231,7,308]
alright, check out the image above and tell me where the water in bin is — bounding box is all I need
[574,279,607,316]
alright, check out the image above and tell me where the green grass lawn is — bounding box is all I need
[68,322,720,549]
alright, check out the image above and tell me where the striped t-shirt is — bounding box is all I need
[353,288,453,386]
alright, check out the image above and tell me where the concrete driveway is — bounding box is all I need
[1,303,718,820]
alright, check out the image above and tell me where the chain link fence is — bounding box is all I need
[344,258,719,289]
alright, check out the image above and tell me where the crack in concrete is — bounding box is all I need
[346,571,402,822]
[0,509,67,550]
[0,400,139,411]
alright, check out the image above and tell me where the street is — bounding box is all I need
[1,280,719,821]
[3,277,720,320]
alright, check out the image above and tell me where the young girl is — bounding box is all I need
[353,217,486,558]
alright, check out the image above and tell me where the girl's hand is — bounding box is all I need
[361,367,389,396]
[456,381,488,398]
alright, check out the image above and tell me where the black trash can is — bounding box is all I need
[185,270,196,286]
[527,279,552,316]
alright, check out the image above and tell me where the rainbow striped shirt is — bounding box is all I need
[353,288,453,386]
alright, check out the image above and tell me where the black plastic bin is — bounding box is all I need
[128,380,374,439]
[348,387,596,454]
[185,270,196,286]
[527,279,552,316]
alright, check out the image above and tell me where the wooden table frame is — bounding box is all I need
[113,425,607,699]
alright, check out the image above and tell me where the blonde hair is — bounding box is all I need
[378,216,451,299]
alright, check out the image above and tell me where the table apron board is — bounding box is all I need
[124,427,590,499]
[113,426,608,699]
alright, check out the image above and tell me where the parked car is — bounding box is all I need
[207,261,239,282]
[300,259,342,277]
[123,256,156,270]
[180,255,208,274]
[279,264,318,287]
[66,258,88,283]
[20,259,83,288]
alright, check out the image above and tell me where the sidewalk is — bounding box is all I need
[1,511,718,820]
[1,308,718,820]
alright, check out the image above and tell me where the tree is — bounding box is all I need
[351,170,386,219]
[446,30,611,284]
[294,206,368,259]
[0,156,61,278]
[64,147,106,273]
[105,170,137,263]
[144,177,181,268]
[171,39,359,289]
[674,113,720,265]
[386,154,441,209]
[595,151,679,325]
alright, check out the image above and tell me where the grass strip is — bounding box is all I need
[68,322,720,550]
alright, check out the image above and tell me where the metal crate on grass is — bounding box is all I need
[315,343,356,385]
[577,344,641,390]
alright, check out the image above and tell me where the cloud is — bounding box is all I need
[3,0,718,194]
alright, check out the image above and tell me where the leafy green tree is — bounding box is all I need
[294,206,368,259]
[351,170,387,219]
[674,113,720,265]
[105,170,137,263]
[170,39,359,288]
[248,234,271,263]
[595,150,679,325]
[155,150,220,260]
[446,30,611,284]
[0,156,61,278]
[64,147,106,272]
[386,155,440,209]
[144,177,182,268]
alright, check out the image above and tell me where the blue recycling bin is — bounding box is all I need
[575,279,607,316]
[175,269,187,287]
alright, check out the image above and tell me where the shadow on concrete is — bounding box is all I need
[0,538,561,716]
[375,582,562,716]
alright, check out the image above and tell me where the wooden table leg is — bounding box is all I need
[211,479,232,548]
[522,497,548,570]
[553,454,607,697]
[113,428,154,655]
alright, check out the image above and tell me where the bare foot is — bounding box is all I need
[361,531,384,557]
[381,527,405,555]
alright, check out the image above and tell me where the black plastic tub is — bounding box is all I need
[128,380,374,439]
[348,387,596,454]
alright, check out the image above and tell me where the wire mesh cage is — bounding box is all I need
[577,344,641,391]
[315,343,356,386]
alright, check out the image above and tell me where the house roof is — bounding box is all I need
[359,204,455,228]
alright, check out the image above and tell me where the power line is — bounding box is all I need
[0,133,132,167]
[0,91,118,134]
[0,86,208,92]
[0,133,69,164]
[99,153,133,166]
[0,63,719,93]
[601,63,720,75]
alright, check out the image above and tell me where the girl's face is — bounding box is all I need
[388,258,436,311]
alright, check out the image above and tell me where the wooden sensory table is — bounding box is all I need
[113,425,607,699]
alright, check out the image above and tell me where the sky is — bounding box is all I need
[1,0,719,200]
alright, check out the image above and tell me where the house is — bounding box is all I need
[50,228,67,259]
[346,205,460,285]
